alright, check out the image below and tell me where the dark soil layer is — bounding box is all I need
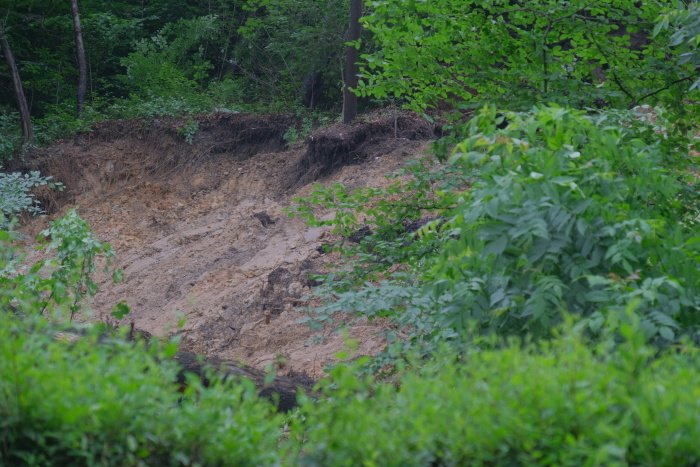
[11,113,295,213]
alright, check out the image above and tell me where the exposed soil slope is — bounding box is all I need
[20,111,434,377]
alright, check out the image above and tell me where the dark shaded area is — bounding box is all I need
[301,71,323,108]
[402,215,444,233]
[253,211,276,227]
[347,225,372,243]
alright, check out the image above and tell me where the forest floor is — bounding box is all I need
[19,111,434,378]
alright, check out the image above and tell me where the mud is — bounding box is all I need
[19,111,432,377]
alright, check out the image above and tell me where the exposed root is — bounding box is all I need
[11,113,295,213]
[296,111,435,184]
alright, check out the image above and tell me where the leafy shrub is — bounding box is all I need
[176,119,200,144]
[291,322,700,466]
[40,209,117,319]
[292,106,700,349]
[120,16,218,100]
[284,112,334,145]
[1,209,112,320]
[0,170,63,228]
[430,106,699,341]
[656,2,700,92]
[0,313,283,466]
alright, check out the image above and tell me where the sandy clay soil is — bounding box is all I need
[19,111,435,378]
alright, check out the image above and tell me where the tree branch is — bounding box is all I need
[634,73,700,107]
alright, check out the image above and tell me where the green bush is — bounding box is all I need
[431,106,699,341]
[176,119,200,145]
[292,106,700,349]
[0,313,283,466]
[120,16,218,100]
[656,2,700,92]
[291,322,700,466]
[0,170,63,229]
[1,209,111,320]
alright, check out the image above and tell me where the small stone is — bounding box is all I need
[288,281,304,297]
[303,227,323,242]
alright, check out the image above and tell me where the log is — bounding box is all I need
[173,351,306,412]
[54,325,313,411]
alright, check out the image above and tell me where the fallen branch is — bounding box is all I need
[54,324,314,411]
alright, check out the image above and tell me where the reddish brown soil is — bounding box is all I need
[20,111,433,377]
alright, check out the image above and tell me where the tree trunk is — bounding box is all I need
[0,24,33,144]
[70,0,88,116]
[342,0,362,124]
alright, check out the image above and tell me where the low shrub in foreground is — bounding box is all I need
[291,322,700,466]
[0,314,282,466]
[3,310,700,466]
[1,210,284,466]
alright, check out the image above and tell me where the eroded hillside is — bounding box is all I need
[19,111,434,376]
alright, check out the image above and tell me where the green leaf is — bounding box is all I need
[658,326,675,341]
[483,236,508,256]
[111,302,131,319]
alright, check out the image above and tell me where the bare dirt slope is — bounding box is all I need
[20,111,434,377]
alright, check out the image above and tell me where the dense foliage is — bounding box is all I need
[292,106,700,350]
[359,1,698,114]
[0,313,282,466]
[293,325,700,466]
[0,0,349,159]
[656,1,700,91]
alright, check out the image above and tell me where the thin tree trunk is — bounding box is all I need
[70,0,88,116]
[342,0,362,124]
[0,23,33,143]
